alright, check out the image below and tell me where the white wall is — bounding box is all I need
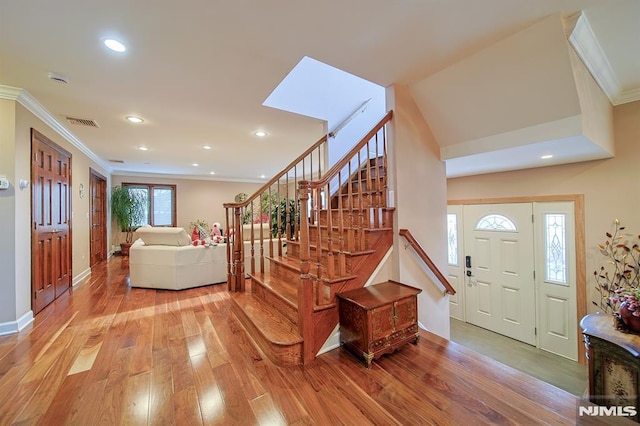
[388,84,451,339]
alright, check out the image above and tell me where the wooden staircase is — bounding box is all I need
[225,112,394,366]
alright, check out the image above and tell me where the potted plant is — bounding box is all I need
[110,185,146,255]
[593,219,640,332]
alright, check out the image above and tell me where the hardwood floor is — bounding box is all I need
[0,257,611,425]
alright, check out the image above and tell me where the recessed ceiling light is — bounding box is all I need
[104,39,126,52]
[126,116,144,124]
[209,171,216,175]
[192,163,199,167]
[254,131,268,137]
[203,145,212,150]
[138,146,149,151]
[541,154,553,159]
[260,174,266,179]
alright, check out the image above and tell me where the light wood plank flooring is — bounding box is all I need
[0,257,606,425]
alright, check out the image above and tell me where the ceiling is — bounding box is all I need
[0,0,637,182]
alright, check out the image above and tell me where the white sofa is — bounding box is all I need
[129,225,281,290]
[129,227,227,290]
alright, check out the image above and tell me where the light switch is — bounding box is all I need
[0,175,9,190]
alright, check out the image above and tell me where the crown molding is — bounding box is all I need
[0,85,23,100]
[567,13,634,106]
[0,84,113,173]
[616,88,640,105]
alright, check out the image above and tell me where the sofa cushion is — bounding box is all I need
[135,227,192,246]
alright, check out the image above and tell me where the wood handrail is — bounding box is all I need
[307,110,393,189]
[223,133,328,209]
[399,229,456,296]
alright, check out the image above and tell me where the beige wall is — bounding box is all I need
[0,99,17,323]
[0,99,109,327]
[411,15,581,150]
[111,175,263,247]
[447,100,640,314]
[389,84,451,339]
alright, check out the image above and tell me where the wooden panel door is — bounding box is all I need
[31,130,72,314]
[89,169,107,266]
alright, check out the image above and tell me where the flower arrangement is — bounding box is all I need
[593,220,640,318]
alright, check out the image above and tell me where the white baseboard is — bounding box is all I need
[0,310,34,336]
[73,267,92,288]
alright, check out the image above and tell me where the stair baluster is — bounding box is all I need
[225,111,394,366]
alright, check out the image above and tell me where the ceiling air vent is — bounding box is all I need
[108,159,125,164]
[65,116,100,128]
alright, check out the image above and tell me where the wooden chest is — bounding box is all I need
[337,281,421,368]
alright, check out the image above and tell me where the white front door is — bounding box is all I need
[534,202,577,360]
[463,204,536,345]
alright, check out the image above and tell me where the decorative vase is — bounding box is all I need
[618,301,640,333]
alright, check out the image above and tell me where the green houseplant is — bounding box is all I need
[110,185,146,255]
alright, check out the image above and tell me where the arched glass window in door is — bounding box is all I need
[475,214,517,232]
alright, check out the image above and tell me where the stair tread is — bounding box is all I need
[231,292,302,345]
[250,272,298,307]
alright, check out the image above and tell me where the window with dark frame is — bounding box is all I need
[122,183,177,227]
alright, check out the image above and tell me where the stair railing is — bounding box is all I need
[399,228,456,296]
[298,110,393,306]
[223,133,329,292]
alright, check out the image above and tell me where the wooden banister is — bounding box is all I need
[399,229,456,296]
[308,111,393,189]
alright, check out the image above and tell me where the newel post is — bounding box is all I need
[231,206,245,292]
[298,180,315,364]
